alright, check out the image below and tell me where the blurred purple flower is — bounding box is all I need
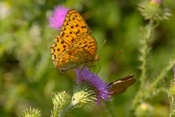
[48,5,69,30]
[151,0,162,5]
[74,68,111,104]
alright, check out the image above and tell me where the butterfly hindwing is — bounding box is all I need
[55,33,97,70]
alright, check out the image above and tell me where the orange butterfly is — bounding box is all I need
[50,9,100,72]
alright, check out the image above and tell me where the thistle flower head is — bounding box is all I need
[52,91,71,115]
[138,0,171,21]
[21,107,41,117]
[48,5,69,30]
[72,83,97,108]
[74,68,111,105]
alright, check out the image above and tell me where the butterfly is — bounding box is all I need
[50,9,100,72]
[108,75,136,95]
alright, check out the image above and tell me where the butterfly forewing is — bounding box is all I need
[60,9,90,44]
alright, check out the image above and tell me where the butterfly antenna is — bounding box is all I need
[98,40,107,54]
[99,50,123,56]
[96,61,101,74]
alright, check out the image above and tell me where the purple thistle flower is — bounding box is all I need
[151,0,162,5]
[48,5,69,30]
[74,68,111,104]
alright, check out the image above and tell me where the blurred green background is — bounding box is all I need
[0,0,175,116]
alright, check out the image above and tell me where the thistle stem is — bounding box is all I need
[140,19,153,90]
[131,20,154,111]
[52,105,59,117]
[60,100,79,117]
[146,59,175,94]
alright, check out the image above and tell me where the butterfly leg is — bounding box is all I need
[88,65,95,72]
[60,69,68,73]
[96,61,101,74]
[88,65,101,74]
[78,48,94,72]
[80,62,88,72]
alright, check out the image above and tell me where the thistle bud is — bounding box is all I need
[135,102,153,117]
[72,83,97,108]
[51,91,71,116]
[169,82,175,97]
[21,107,41,117]
[138,0,171,21]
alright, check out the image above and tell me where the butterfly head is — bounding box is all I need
[94,55,100,62]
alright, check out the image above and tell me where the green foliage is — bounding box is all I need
[0,0,175,116]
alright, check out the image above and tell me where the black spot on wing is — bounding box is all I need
[71,39,75,42]
[81,26,87,29]
[75,24,79,27]
[76,29,80,35]
[61,41,64,44]
[63,45,66,48]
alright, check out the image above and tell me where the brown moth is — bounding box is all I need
[108,75,136,95]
